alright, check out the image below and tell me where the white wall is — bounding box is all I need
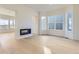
[15,6,38,39]
[32,16,39,35]
[73,5,79,40]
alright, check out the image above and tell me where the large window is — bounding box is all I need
[56,23,63,30]
[48,15,64,30]
[0,18,15,30]
[0,19,9,29]
[56,15,64,30]
[48,16,55,29]
[40,16,46,31]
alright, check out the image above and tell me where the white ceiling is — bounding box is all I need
[0,4,68,12]
[26,4,67,12]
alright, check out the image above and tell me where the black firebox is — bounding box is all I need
[20,29,31,35]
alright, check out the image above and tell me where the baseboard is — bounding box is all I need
[39,34,66,38]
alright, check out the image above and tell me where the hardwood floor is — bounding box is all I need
[0,33,79,54]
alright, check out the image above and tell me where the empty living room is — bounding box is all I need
[0,4,79,54]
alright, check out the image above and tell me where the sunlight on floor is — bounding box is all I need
[43,46,52,54]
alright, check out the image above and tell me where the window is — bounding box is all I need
[48,16,55,29]
[0,19,9,29]
[40,16,46,31]
[0,19,8,25]
[10,19,15,29]
[48,15,64,30]
[48,23,55,29]
[0,18,15,30]
[56,15,64,23]
[56,15,64,30]
[56,23,63,30]
[67,13,72,31]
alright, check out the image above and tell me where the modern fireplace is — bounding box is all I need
[20,29,31,35]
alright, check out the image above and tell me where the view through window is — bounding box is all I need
[40,16,46,31]
[67,13,72,31]
[0,18,15,30]
[48,15,64,30]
